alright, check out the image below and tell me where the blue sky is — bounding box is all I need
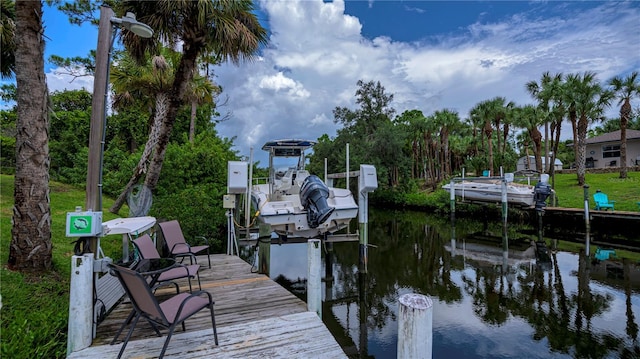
[8,0,640,165]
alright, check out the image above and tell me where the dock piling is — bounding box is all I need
[67,254,94,355]
[583,185,591,256]
[307,239,322,317]
[397,293,433,359]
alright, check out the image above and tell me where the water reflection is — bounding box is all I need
[247,208,640,359]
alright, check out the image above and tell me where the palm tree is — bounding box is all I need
[609,71,640,179]
[108,46,219,214]
[433,109,461,177]
[1,0,16,78]
[564,73,580,162]
[9,0,52,270]
[526,72,566,177]
[120,0,268,192]
[108,48,176,213]
[471,98,510,175]
[513,105,544,172]
[571,72,614,185]
[185,73,220,143]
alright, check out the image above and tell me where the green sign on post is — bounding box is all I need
[66,211,102,237]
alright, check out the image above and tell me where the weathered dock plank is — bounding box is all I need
[69,312,346,358]
[72,254,346,358]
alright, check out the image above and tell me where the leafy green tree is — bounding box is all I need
[567,72,614,185]
[609,71,639,179]
[330,80,400,188]
[526,72,566,183]
[1,0,16,78]
[10,0,51,271]
[512,104,544,171]
[121,0,268,194]
[433,109,462,179]
[0,84,17,172]
[48,89,92,181]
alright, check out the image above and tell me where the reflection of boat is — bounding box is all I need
[444,238,536,269]
[251,139,358,239]
[442,179,535,207]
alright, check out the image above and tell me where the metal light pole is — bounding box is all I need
[68,6,154,356]
[85,5,153,254]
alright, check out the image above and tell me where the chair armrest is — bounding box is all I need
[195,235,209,246]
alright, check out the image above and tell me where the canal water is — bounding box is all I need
[245,208,640,359]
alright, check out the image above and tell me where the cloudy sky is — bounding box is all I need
[16,0,640,164]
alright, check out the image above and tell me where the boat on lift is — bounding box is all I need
[251,139,358,239]
[442,174,538,207]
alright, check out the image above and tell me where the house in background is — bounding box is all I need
[516,155,563,172]
[584,129,640,169]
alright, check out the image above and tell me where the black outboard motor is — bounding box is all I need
[533,180,552,212]
[300,175,335,228]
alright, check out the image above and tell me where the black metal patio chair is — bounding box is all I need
[108,264,218,359]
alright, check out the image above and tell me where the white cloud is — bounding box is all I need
[214,0,638,164]
[46,67,93,93]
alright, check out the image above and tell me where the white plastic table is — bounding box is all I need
[102,216,156,260]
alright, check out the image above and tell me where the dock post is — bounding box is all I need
[358,165,378,274]
[324,233,333,282]
[397,293,433,359]
[583,185,591,256]
[449,179,455,224]
[307,239,322,317]
[501,179,508,252]
[258,224,271,276]
[67,254,94,355]
[450,179,456,256]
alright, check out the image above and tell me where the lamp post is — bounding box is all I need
[68,6,153,356]
[85,5,153,253]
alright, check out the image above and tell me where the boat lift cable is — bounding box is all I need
[232,210,260,230]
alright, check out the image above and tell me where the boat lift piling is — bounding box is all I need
[358,165,378,273]
[583,185,591,256]
[307,238,322,317]
[448,175,510,248]
[501,179,509,260]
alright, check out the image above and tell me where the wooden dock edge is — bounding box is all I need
[68,311,347,358]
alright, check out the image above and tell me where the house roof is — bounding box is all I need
[586,129,640,144]
[518,156,562,165]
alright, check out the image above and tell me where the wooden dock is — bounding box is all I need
[68,254,347,358]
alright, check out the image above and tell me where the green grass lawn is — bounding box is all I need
[0,174,124,358]
[552,171,640,211]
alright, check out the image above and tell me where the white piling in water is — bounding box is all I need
[67,254,94,355]
[307,239,322,317]
[398,293,433,359]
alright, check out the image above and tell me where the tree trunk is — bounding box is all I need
[484,121,494,175]
[549,118,562,191]
[110,92,169,214]
[9,0,52,271]
[189,100,197,143]
[576,115,589,186]
[544,121,549,173]
[531,127,543,173]
[569,109,579,164]
[619,100,631,179]
[144,45,201,191]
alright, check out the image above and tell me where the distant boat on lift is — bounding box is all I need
[251,139,358,239]
[442,177,536,207]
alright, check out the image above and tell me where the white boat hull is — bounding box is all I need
[443,181,535,207]
[252,183,358,238]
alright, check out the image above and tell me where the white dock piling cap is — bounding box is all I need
[399,293,433,310]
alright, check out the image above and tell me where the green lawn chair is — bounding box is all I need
[593,190,615,211]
